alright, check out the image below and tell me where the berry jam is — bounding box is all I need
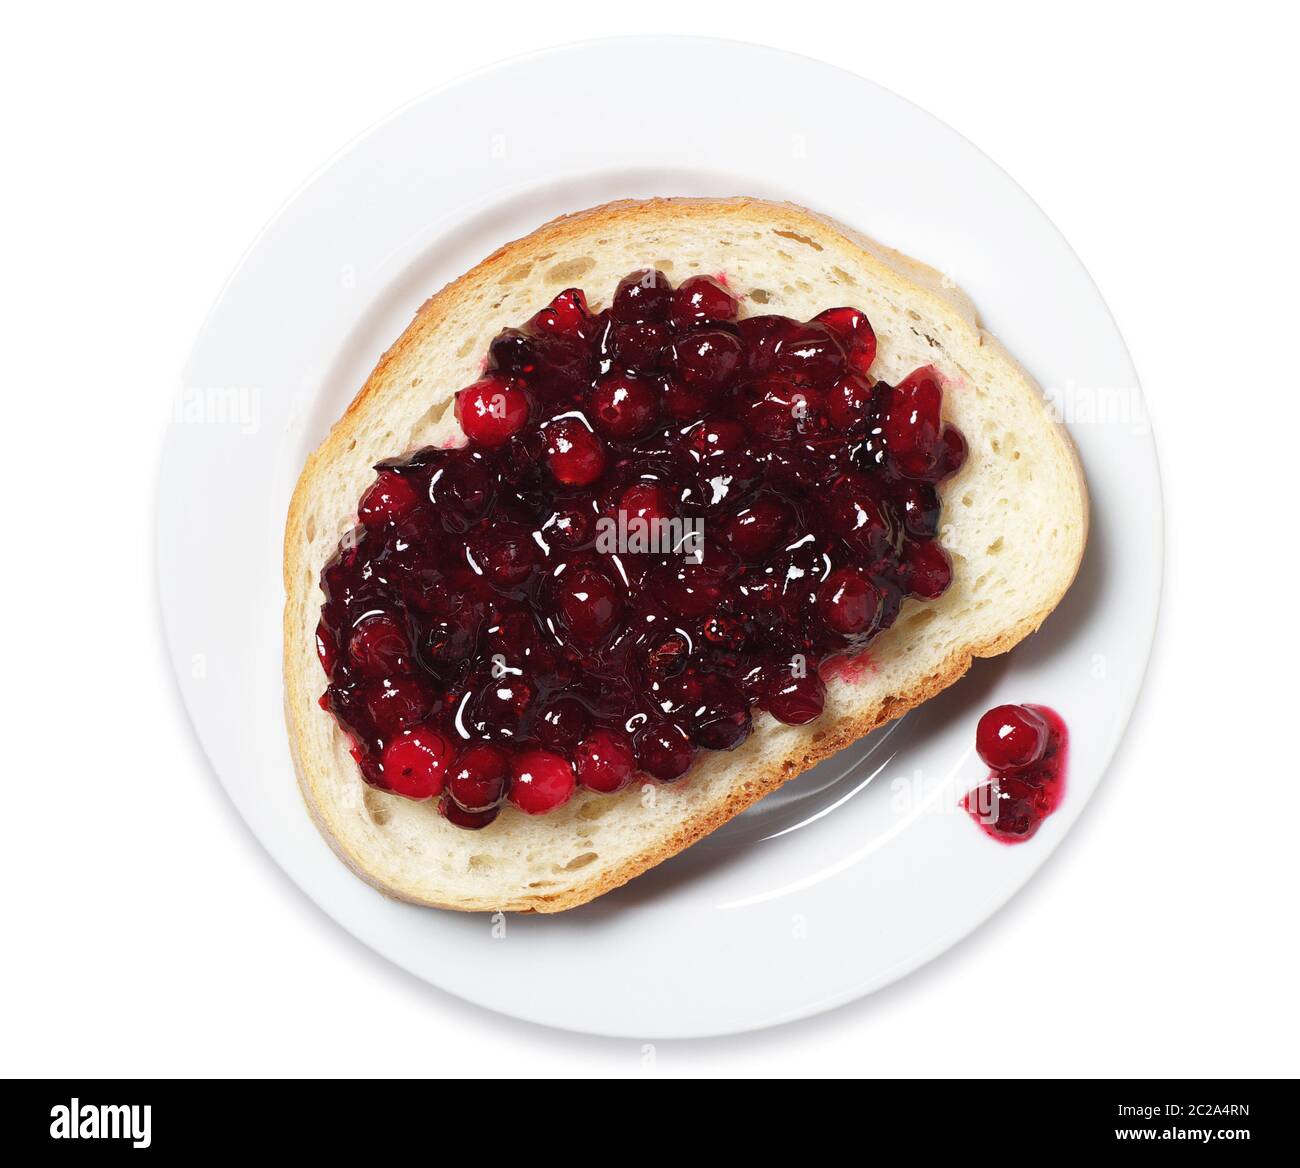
[964,704,1068,843]
[316,270,967,826]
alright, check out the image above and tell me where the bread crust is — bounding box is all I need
[283,197,1088,913]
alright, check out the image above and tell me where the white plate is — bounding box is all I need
[157,37,1161,1038]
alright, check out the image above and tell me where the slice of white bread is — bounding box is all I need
[283,197,1088,913]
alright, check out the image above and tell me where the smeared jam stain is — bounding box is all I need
[822,653,877,683]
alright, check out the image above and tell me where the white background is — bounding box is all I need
[3,1,1297,1077]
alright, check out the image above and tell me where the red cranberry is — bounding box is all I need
[509,748,576,814]
[542,505,592,549]
[653,669,704,717]
[738,314,797,375]
[620,481,675,526]
[825,373,873,431]
[399,566,451,617]
[535,696,590,752]
[763,667,825,725]
[634,720,695,781]
[487,328,538,374]
[659,559,729,617]
[528,287,591,339]
[420,611,479,672]
[588,370,660,439]
[447,741,510,811]
[935,424,968,481]
[827,472,892,557]
[976,704,1050,771]
[983,773,1053,838]
[471,522,537,589]
[761,445,817,494]
[428,455,494,532]
[690,675,752,750]
[684,418,748,460]
[347,612,411,677]
[640,629,691,679]
[359,470,419,526]
[903,539,953,599]
[772,321,845,386]
[574,728,636,792]
[662,376,713,421]
[611,320,669,369]
[380,725,455,799]
[483,609,539,658]
[702,612,745,650]
[364,675,432,737]
[611,269,673,323]
[467,672,534,740]
[896,481,941,539]
[556,564,624,644]
[544,418,606,486]
[814,307,877,377]
[723,495,792,560]
[746,375,820,440]
[884,369,943,478]
[670,328,742,393]
[818,568,882,635]
[455,375,530,447]
[668,275,738,329]
[439,798,501,829]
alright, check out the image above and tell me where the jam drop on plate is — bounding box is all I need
[965,704,1068,843]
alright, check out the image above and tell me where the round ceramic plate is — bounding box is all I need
[157,36,1161,1038]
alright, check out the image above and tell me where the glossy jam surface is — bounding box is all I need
[316,271,967,827]
[964,704,1068,843]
